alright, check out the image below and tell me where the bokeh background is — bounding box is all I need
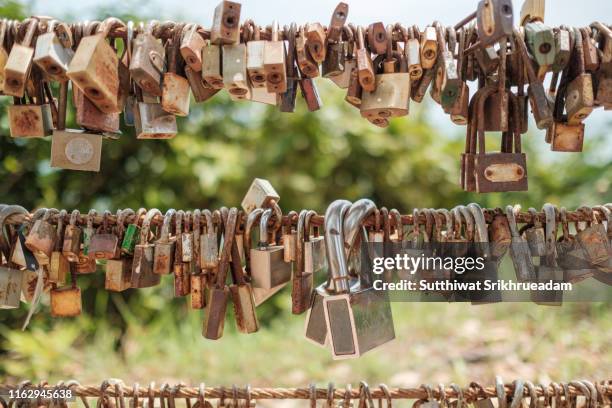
[0,0,611,394]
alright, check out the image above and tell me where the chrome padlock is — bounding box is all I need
[324,198,395,359]
[304,212,326,275]
[33,20,74,81]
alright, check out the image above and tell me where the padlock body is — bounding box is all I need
[202,286,229,339]
[4,44,34,97]
[8,104,53,138]
[474,152,528,193]
[134,101,178,139]
[50,130,103,172]
[263,41,287,94]
[130,33,165,96]
[131,244,160,288]
[25,220,56,264]
[476,0,514,47]
[250,246,292,289]
[222,44,250,100]
[202,43,224,89]
[33,32,74,81]
[525,22,555,66]
[74,88,120,133]
[190,273,207,309]
[291,271,313,314]
[67,34,121,113]
[105,258,132,291]
[240,178,280,214]
[153,240,175,275]
[89,233,119,260]
[49,251,69,283]
[0,266,23,309]
[510,237,536,282]
[551,122,584,152]
[50,286,82,317]
[181,30,205,72]
[230,282,259,333]
[565,73,594,124]
[246,41,266,88]
[211,0,241,45]
[174,262,191,296]
[162,73,191,116]
[185,66,219,103]
[360,73,410,121]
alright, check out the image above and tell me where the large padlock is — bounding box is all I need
[161,24,191,116]
[4,18,38,97]
[323,199,395,359]
[153,209,176,275]
[129,22,165,96]
[67,18,125,114]
[33,20,74,81]
[131,209,162,288]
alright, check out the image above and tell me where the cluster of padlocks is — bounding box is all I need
[1,179,610,358]
[0,0,610,191]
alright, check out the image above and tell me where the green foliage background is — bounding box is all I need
[0,0,611,387]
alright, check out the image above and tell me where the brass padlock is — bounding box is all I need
[360,41,410,125]
[133,88,178,139]
[153,209,176,275]
[305,22,326,63]
[296,25,319,78]
[130,22,165,96]
[62,209,82,262]
[4,18,38,97]
[420,26,438,70]
[323,199,395,359]
[185,66,220,102]
[223,42,250,100]
[241,178,280,214]
[181,24,205,72]
[250,208,291,290]
[50,269,82,318]
[161,25,191,116]
[25,208,58,266]
[73,86,120,133]
[0,20,9,92]
[565,28,594,125]
[211,0,241,45]
[105,209,133,292]
[226,207,259,334]
[291,210,314,315]
[131,208,162,288]
[403,26,422,82]
[89,211,120,260]
[67,18,125,114]
[202,41,224,89]
[33,20,74,81]
[264,22,287,94]
[49,210,69,284]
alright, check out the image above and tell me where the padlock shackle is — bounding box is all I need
[86,209,97,229]
[389,208,402,241]
[160,209,176,243]
[324,199,352,293]
[505,205,521,237]
[458,205,475,242]
[140,208,161,243]
[244,208,263,274]
[20,18,38,47]
[215,206,238,289]
[468,203,489,246]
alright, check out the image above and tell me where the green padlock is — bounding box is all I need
[525,21,556,67]
[121,208,146,256]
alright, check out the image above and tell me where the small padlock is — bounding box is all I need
[524,21,555,67]
[420,26,438,70]
[405,26,423,82]
[73,86,120,134]
[25,208,58,266]
[565,28,594,125]
[173,210,191,297]
[575,207,611,267]
[153,209,176,275]
[129,22,165,96]
[264,21,287,94]
[523,208,547,257]
[202,41,224,89]
[180,24,205,72]
[295,25,319,78]
[305,22,326,63]
[506,205,536,282]
[476,0,513,47]
[49,210,69,284]
[8,79,54,138]
[250,208,292,290]
[551,28,571,73]
[131,208,162,288]
[161,25,191,116]
[62,209,82,262]
[50,267,82,317]
[4,18,38,97]
[33,20,74,81]
[291,210,314,315]
[240,178,280,214]
[105,209,134,292]
[133,87,178,139]
[223,42,250,100]
[89,211,120,260]
[211,0,241,45]
[550,122,585,153]
[185,66,220,102]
